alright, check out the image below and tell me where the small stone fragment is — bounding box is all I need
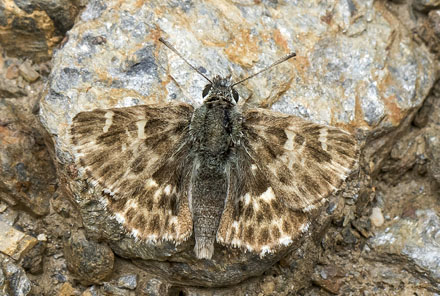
[0,77,27,98]
[4,261,31,296]
[117,274,137,290]
[141,278,168,296]
[101,282,130,296]
[0,204,7,213]
[58,282,77,296]
[20,241,45,274]
[312,270,342,295]
[260,280,275,295]
[37,234,47,242]
[370,207,385,227]
[0,220,38,260]
[18,61,40,82]
[63,232,114,284]
[5,65,19,80]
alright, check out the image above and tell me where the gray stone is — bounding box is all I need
[369,210,440,285]
[117,274,137,290]
[141,278,168,296]
[101,282,130,296]
[3,261,31,296]
[38,0,434,289]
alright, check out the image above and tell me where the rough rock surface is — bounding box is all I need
[0,0,82,61]
[63,231,114,284]
[0,0,438,295]
[37,0,436,289]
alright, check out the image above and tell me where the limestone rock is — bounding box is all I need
[38,0,435,289]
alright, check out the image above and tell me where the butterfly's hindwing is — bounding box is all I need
[70,103,195,243]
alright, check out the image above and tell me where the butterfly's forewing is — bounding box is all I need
[70,103,195,243]
[217,108,358,255]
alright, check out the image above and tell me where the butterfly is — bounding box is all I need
[69,38,359,259]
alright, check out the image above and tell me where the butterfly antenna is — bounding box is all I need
[231,52,296,87]
[159,38,212,84]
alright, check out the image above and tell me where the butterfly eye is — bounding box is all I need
[232,89,239,102]
[202,84,212,97]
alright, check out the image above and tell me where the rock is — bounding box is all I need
[413,0,440,11]
[100,282,131,296]
[63,231,114,284]
[18,61,39,82]
[37,234,47,242]
[2,260,32,296]
[368,210,440,284]
[38,0,434,289]
[0,220,38,261]
[20,241,45,274]
[0,0,81,61]
[57,282,78,296]
[370,207,384,227]
[380,132,428,183]
[416,9,440,55]
[0,97,56,216]
[0,75,27,98]
[140,278,168,296]
[117,274,137,290]
[311,265,345,294]
[5,65,19,80]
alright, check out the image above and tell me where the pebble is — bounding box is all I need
[117,274,137,290]
[370,207,385,227]
[5,64,19,80]
[18,61,40,82]
[57,282,78,296]
[37,233,47,241]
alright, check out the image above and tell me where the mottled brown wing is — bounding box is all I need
[70,102,195,244]
[217,108,358,255]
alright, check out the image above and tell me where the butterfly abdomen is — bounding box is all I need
[189,104,239,259]
[191,162,228,259]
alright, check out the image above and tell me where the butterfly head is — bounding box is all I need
[202,75,239,105]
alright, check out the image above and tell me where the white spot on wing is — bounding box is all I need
[103,188,115,196]
[303,204,316,212]
[114,212,125,224]
[283,129,295,150]
[136,119,147,139]
[279,236,292,246]
[103,111,114,133]
[259,245,272,257]
[164,184,172,195]
[260,187,275,202]
[146,178,158,188]
[244,193,251,205]
[300,222,310,233]
[131,229,139,238]
[319,128,328,150]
